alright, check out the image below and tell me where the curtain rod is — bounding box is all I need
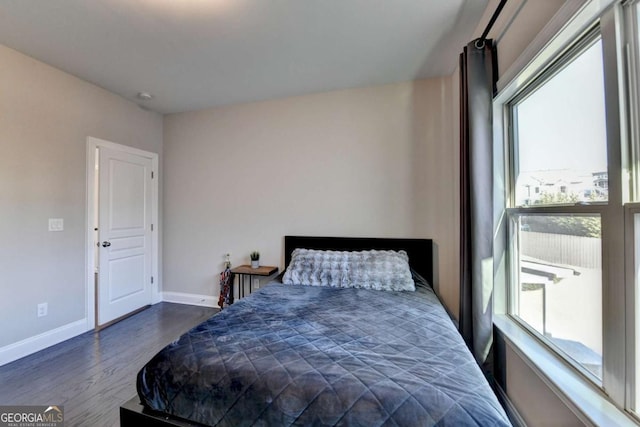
[479,0,508,44]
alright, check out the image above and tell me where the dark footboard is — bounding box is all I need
[120,396,206,427]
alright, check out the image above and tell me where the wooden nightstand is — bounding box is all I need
[230,265,278,301]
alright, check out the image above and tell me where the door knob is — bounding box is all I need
[102,241,111,247]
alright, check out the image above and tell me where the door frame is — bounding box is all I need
[85,136,160,331]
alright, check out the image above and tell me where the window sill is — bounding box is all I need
[494,314,637,426]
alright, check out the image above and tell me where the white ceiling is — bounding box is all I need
[0,0,488,114]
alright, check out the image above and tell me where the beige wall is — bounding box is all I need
[0,44,163,348]
[495,0,567,78]
[163,78,459,314]
[506,344,584,426]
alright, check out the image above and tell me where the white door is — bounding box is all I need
[97,146,153,325]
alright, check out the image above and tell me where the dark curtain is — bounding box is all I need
[459,39,497,365]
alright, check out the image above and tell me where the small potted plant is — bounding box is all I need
[250,251,260,269]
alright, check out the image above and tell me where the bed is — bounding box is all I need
[120,236,510,426]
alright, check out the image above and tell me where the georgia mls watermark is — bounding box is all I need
[0,406,63,427]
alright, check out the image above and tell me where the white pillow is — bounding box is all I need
[282,248,415,292]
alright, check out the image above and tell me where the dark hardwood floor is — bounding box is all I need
[0,303,218,427]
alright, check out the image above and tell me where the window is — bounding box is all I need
[507,32,607,382]
[494,0,640,420]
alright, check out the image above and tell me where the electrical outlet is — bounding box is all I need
[48,218,64,232]
[37,303,48,317]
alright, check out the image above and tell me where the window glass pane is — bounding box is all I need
[513,40,608,207]
[513,214,602,379]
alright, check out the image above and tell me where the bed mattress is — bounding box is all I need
[137,278,510,426]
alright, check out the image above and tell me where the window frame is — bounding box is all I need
[625,202,640,413]
[506,25,609,386]
[506,27,608,207]
[622,1,640,412]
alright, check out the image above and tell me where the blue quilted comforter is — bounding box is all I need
[137,279,510,426]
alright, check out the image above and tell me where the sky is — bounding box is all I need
[516,39,608,175]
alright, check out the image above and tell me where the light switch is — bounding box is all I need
[48,218,64,231]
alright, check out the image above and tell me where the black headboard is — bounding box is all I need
[284,236,434,286]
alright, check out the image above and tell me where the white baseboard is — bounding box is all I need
[162,291,217,308]
[0,319,87,367]
[495,384,527,427]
